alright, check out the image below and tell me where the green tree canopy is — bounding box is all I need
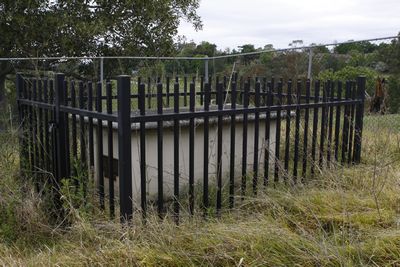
[334,41,378,54]
[0,0,202,101]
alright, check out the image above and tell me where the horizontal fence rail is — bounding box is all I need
[16,73,366,223]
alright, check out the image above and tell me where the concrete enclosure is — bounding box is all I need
[93,111,280,204]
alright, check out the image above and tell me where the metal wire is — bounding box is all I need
[211,35,399,60]
[0,35,398,62]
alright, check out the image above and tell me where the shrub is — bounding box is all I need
[387,76,400,113]
[317,66,378,95]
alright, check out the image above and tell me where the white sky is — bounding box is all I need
[178,0,400,50]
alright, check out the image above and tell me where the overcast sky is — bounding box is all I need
[178,0,400,51]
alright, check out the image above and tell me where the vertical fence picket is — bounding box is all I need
[223,76,227,100]
[156,81,164,217]
[54,74,67,213]
[71,81,78,161]
[78,81,87,197]
[274,79,283,183]
[28,80,34,176]
[293,80,301,183]
[347,82,356,164]
[37,79,45,179]
[327,81,335,166]
[319,81,330,168]
[229,81,237,208]
[341,81,351,164]
[253,80,260,194]
[241,81,249,195]
[184,76,188,107]
[166,77,170,107]
[43,80,50,173]
[138,82,147,220]
[302,80,311,181]
[49,80,55,177]
[263,80,272,186]
[342,81,351,164]
[284,80,292,179]
[173,79,180,223]
[117,75,133,223]
[25,80,31,173]
[203,81,210,214]
[106,82,115,218]
[209,76,213,102]
[96,82,105,210]
[63,80,71,178]
[319,82,328,168]
[87,82,95,172]
[311,81,320,176]
[200,76,204,106]
[24,78,29,175]
[70,81,78,189]
[334,81,342,162]
[216,82,223,215]
[189,79,195,215]
[147,77,151,109]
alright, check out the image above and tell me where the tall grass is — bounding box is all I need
[0,115,399,266]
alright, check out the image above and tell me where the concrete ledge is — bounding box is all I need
[81,105,295,130]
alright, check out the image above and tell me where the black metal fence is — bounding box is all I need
[16,73,366,223]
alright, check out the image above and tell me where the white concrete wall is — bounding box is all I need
[94,115,277,204]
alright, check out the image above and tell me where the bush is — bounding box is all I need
[387,76,400,113]
[317,66,378,95]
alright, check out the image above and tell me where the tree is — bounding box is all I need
[260,44,275,66]
[238,44,257,65]
[0,0,202,106]
[309,43,330,54]
[376,36,400,74]
[288,40,303,48]
[195,41,217,57]
[334,41,378,54]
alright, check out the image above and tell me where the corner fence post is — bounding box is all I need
[54,73,68,184]
[117,75,133,222]
[51,73,68,218]
[353,76,366,164]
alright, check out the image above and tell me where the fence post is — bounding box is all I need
[204,56,209,83]
[54,73,68,184]
[117,75,133,222]
[353,76,366,164]
[51,73,68,219]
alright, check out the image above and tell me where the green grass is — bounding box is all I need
[1,114,400,266]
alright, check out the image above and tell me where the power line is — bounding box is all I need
[0,35,398,62]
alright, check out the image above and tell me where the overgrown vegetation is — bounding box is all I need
[0,115,399,266]
[167,37,400,113]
